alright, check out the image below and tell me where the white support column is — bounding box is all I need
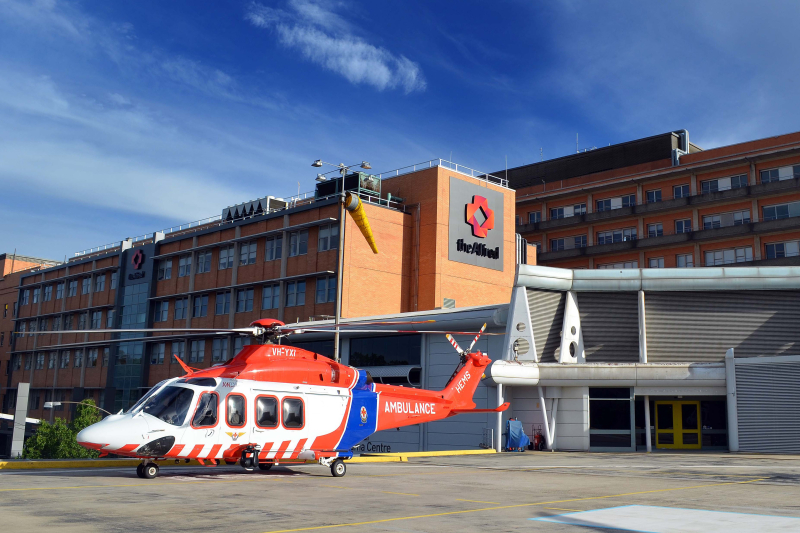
[10,383,30,458]
[725,348,740,452]
[638,290,647,363]
[495,384,503,452]
[549,397,559,446]
[538,386,552,450]
[644,395,652,452]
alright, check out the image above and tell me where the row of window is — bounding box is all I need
[150,338,249,365]
[154,276,336,321]
[20,274,117,306]
[188,393,303,430]
[10,348,109,371]
[157,226,338,281]
[16,310,115,336]
[598,248,753,270]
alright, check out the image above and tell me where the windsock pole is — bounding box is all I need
[334,197,346,363]
[344,192,379,254]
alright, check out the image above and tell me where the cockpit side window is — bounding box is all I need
[255,396,278,428]
[191,392,219,428]
[226,394,246,428]
[142,386,195,426]
[282,397,304,429]
[129,379,171,414]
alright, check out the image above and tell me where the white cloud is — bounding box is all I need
[246,1,426,93]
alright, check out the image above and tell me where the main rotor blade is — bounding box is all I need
[446,334,464,354]
[277,319,436,330]
[468,323,487,352]
[285,328,501,335]
[18,328,255,336]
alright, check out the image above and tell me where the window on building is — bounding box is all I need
[95,275,106,292]
[74,349,83,368]
[227,394,246,427]
[674,184,690,199]
[197,251,212,274]
[64,314,73,330]
[172,341,186,362]
[265,236,283,261]
[12,354,21,370]
[78,313,87,329]
[262,284,280,310]
[35,353,44,370]
[88,349,99,368]
[701,174,748,194]
[289,230,309,257]
[60,351,70,368]
[596,196,636,212]
[528,211,541,224]
[82,278,91,295]
[234,336,250,356]
[68,280,78,297]
[178,255,192,277]
[102,347,110,367]
[318,224,339,252]
[646,190,662,203]
[3,303,7,318]
[515,215,521,226]
[174,298,188,320]
[215,292,231,315]
[236,288,254,312]
[256,396,278,428]
[189,340,205,363]
[703,210,750,229]
[151,343,165,365]
[48,352,56,369]
[760,165,800,184]
[550,204,586,219]
[349,334,422,367]
[286,281,306,307]
[158,260,173,280]
[597,228,637,245]
[33,288,40,304]
[40,318,48,331]
[52,316,60,331]
[282,398,304,429]
[154,301,169,322]
[648,257,665,268]
[24,355,31,370]
[597,261,639,269]
[765,241,800,259]
[647,223,663,238]
[91,311,102,329]
[0,332,4,347]
[316,276,336,304]
[44,285,52,301]
[218,246,235,270]
[675,219,692,233]
[193,295,208,318]
[762,201,800,221]
[240,241,257,265]
[111,272,118,290]
[22,289,30,305]
[212,338,228,362]
[107,309,115,328]
[705,246,753,266]
[56,282,64,299]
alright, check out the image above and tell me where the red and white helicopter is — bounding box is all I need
[58,318,509,479]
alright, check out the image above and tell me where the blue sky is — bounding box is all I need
[2,0,799,260]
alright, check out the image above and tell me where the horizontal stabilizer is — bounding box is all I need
[450,402,510,415]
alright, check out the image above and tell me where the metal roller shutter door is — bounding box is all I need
[527,289,564,363]
[736,361,800,453]
[578,292,639,362]
[646,291,800,363]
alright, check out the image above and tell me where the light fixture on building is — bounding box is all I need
[360,161,372,170]
[312,159,323,167]
[315,174,328,182]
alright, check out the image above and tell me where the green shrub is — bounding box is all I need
[22,400,103,459]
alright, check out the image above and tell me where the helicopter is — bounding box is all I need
[40,318,510,479]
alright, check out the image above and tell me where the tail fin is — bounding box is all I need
[442,352,492,410]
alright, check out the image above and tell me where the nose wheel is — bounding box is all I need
[137,462,159,479]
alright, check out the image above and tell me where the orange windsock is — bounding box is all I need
[345,192,378,254]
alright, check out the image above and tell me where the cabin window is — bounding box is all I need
[282,397,304,429]
[227,394,246,427]
[142,386,195,426]
[191,392,218,428]
[256,396,279,428]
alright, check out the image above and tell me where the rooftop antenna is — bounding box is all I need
[505,155,508,183]
[540,147,543,161]
[576,133,579,154]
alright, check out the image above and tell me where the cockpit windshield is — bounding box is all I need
[141,386,195,426]
[127,379,171,414]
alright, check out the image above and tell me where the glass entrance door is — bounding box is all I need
[655,401,701,450]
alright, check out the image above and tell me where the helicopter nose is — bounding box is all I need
[77,416,150,453]
[77,423,110,451]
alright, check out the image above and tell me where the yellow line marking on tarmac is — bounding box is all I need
[456,499,501,505]
[321,485,355,490]
[381,491,419,497]
[0,477,295,493]
[260,477,769,533]
[545,508,582,512]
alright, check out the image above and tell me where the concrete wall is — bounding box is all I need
[508,385,589,451]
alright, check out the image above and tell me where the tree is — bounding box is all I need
[22,400,102,459]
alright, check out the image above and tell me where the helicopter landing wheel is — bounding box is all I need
[136,463,145,478]
[142,463,159,479]
[330,459,346,478]
[258,461,273,471]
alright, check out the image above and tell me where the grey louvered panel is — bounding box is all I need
[578,292,639,362]
[736,362,800,453]
[646,291,800,363]
[527,289,564,363]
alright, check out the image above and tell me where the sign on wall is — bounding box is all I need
[448,176,504,271]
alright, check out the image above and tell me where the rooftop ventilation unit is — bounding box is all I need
[221,196,287,222]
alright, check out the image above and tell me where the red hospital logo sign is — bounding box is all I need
[131,250,145,270]
[465,195,495,238]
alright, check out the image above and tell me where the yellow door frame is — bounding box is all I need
[655,401,701,450]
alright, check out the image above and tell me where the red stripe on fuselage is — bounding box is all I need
[288,439,307,459]
[187,444,205,459]
[166,444,185,457]
[206,444,222,460]
[258,443,274,460]
[116,444,139,456]
[273,441,291,460]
